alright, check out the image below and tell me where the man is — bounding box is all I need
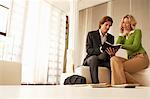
[83,16,114,84]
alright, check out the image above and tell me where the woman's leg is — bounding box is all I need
[110,56,127,85]
[124,54,149,73]
[123,53,149,84]
[124,72,139,84]
[111,53,149,85]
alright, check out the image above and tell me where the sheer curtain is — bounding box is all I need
[46,6,66,84]
[21,0,66,84]
[0,0,66,84]
[78,8,93,64]
[21,0,49,84]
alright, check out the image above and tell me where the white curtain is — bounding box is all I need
[78,8,93,65]
[0,0,66,84]
[21,0,49,84]
[21,0,66,84]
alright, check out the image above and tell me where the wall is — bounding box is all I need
[148,0,150,57]
[111,0,130,37]
[132,0,149,56]
[149,0,150,29]
[92,3,107,30]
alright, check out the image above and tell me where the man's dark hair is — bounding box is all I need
[99,16,113,29]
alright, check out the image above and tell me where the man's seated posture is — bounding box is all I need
[83,16,115,84]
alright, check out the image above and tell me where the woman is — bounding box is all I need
[110,15,149,85]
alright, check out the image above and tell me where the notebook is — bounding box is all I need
[102,42,121,52]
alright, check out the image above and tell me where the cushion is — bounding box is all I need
[75,66,110,84]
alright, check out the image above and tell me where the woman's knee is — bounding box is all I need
[110,56,121,68]
[110,56,118,62]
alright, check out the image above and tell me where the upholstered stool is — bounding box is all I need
[75,66,110,84]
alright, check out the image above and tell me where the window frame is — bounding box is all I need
[0,1,11,36]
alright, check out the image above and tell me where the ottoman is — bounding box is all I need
[75,66,110,84]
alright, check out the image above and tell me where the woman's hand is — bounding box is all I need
[122,32,128,36]
[122,28,130,36]
[105,47,117,57]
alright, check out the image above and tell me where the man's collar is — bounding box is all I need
[99,29,107,37]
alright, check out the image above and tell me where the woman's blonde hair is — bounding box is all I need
[120,14,137,33]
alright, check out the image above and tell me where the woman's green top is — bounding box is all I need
[116,29,146,59]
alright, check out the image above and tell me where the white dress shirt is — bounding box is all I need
[99,29,107,45]
[99,29,107,52]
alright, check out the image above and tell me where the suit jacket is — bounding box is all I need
[83,30,114,65]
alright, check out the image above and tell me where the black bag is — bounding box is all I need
[64,75,86,85]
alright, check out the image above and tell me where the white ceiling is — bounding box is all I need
[78,0,110,10]
[49,0,70,13]
[49,0,110,13]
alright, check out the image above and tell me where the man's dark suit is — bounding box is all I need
[83,30,114,83]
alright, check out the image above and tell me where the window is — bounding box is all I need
[0,0,11,36]
[0,0,26,62]
[0,0,66,84]
[47,7,66,84]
